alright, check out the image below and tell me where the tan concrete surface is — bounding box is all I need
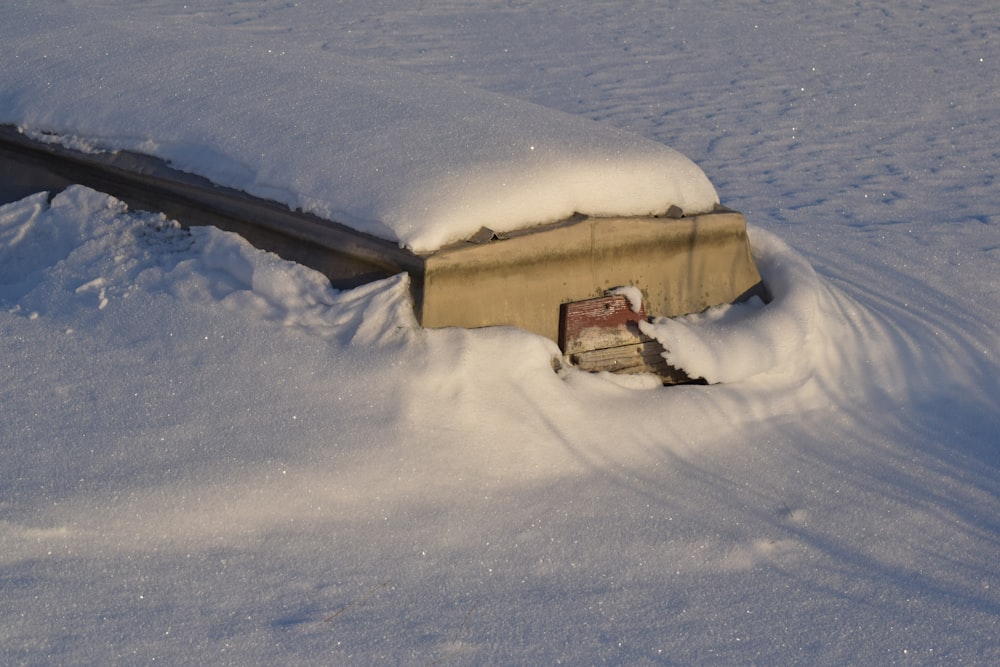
[418,211,762,342]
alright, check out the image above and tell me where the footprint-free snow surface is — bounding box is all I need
[2,2,999,665]
[2,5,716,253]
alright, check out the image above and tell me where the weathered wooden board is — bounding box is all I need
[559,293,648,355]
[558,295,696,384]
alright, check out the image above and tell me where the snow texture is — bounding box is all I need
[2,2,999,665]
[1,4,717,252]
[609,285,645,314]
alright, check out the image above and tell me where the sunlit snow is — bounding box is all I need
[2,8,717,252]
[2,1,998,665]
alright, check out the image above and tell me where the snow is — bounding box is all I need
[2,2,999,665]
[609,285,645,314]
[1,5,717,253]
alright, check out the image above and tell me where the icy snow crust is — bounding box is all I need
[4,184,998,664]
[3,2,1000,665]
[1,11,717,253]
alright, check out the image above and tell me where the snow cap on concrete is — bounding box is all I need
[1,16,718,252]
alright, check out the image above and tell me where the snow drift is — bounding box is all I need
[2,11,717,252]
[3,2,999,664]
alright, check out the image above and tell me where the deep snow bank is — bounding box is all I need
[641,226,982,410]
[2,185,957,440]
[1,8,717,252]
[642,230,822,385]
[4,185,998,665]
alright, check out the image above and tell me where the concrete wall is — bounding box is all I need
[419,211,762,342]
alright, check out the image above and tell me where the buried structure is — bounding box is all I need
[420,208,764,380]
[0,125,763,382]
[1,27,764,383]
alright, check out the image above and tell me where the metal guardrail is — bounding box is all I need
[0,124,423,289]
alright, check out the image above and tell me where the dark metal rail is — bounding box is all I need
[0,124,424,289]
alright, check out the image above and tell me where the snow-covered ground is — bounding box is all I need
[2,5,720,252]
[2,2,998,664]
